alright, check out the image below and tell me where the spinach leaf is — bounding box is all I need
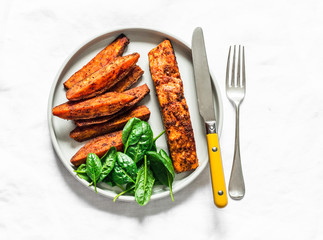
[159,150,175,180]
[167,172,174,202]
[110,162,130,185]
[146,150,175,201]
[135,156,155,206]
[150,141,157,152]
[86,153,102,193]
[122,117,141,145]
[98,147,117,183]
[113,185,135,202]
[146,151,175,180]
[150,158,169,186]
[110,152,137,185]
[125,121,153,162]
[102,175,116,187]
[74,164,91,183]
[159,150,175,201]
[117,152,138,180]
[154,178,163,186]
[126,182,135,194]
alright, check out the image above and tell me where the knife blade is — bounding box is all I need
[192,27,228,208]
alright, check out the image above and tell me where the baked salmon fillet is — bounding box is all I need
[148,40,198,173]
[64,34,129,89]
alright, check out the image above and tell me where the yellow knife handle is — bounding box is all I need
[207,133,228,208]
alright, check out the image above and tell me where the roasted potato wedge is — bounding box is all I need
[70,105,150,142]
[70,131,123,166]
[74,84,150,127]
[52,92,134,120]
[66,53,140,101]
[109,65,144,93]
[64,34,129,89]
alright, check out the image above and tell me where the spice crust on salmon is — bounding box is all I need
[148,40,198,173]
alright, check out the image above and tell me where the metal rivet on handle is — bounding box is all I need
[218,190,224,196]
[212,147,218,152]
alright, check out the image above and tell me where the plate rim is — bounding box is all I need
[47,27,223,202]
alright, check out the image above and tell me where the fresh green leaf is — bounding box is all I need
[146,150,175,201]
[117,152,138,180]
[125,121,153,162]
[98,147,117,183]
[110,162,131,185]
[75,164,87,174]
[122,117,141,146]
[153,178,163,186]
[146,151,175,180]
[86,153,102,193]
[102,175,116,186]
[135,156,155,206]
[113,185,135,202]
[74,164,91,183]
[110,152,137,185]
[150,158,169,186]
[126,182,135,194]
[159,150,175,201]
[150,141,157,152]
[159,150,175,180]
[167,171,174,202]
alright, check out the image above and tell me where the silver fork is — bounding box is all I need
[226,45,246,200]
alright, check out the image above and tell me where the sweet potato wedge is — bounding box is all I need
[64,34,129,89]
[70,131,123,166]
[148,40,198,173]
[52,92,135,120]
[66,53,140,101]
[70,105,151,142]
[74,84,150,127]
[109,65,144,93]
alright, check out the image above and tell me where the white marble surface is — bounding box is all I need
[1,0,323,239]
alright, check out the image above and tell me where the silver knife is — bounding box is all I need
[192,27,228,208]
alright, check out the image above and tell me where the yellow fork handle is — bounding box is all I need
[207,133,228,208]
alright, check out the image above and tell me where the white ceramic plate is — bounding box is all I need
[48,28,223,202]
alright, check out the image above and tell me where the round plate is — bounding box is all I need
[48,28,223,202]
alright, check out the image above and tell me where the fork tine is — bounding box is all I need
[237,45,241,86]
[231,45,236,86]
[226,46,231,87]
[242,46,246,87]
